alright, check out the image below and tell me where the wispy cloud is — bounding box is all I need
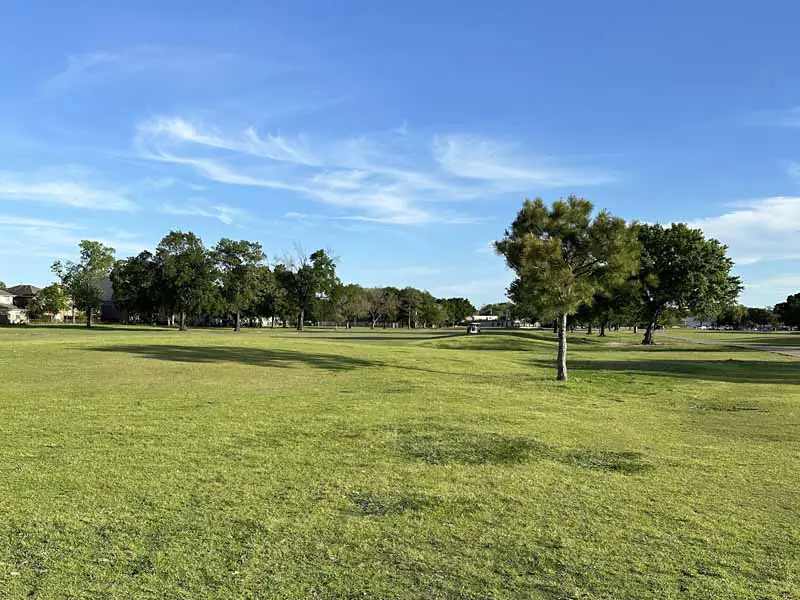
[433,134,617,187]
[0,172,136,211]
[0,215,83,229]
[42,45,240,95]
[689,196,800,264]
[135,116,616,225]
[0,218,149,261]
[161,199,251,225]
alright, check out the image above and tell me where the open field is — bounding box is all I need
[667,328,800,348]
[0,326,798,599]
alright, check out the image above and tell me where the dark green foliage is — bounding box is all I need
[496,196,640,380]
[439,297,476,325]
[110,251,161,323]
[27,283,69,320]
[51,240,116,327]
[275,249,339,330]
[636,223,742,344]
[775,293,800,328]
[213,238,266,331]
[156,231,218,331]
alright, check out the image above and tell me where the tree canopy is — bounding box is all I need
[775,293,800,329]
[156,231,217,331]
[636,223,742,344]
[496,196,639,380]
[213,239,266,331]
[52,240,116,327]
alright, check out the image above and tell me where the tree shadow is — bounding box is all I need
[88,344,383,371]
[527,358,800,384]
[26,324,173,332]
[297,332,464,342]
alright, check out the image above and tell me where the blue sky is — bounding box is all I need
[2,1,800,306]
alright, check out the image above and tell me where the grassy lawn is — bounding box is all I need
[0,326,798,599]
[665,328,800,348]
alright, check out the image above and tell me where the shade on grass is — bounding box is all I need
[0,326,798,598]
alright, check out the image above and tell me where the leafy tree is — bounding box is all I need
[745,306,778,329]
[364,287,395,328]
[637,224,742,345]
[249,266,284,328]
[496,196,639,381]
[156,231,217,331]
[110,251,161,323]
[418,291,442,327]
[337,284,367,328]
[275,249,339,330]
[775,293,800,328]
[28,283,70,320]
[0,280,6,290]
[399,287,423,328]
[52,240,116,328]
[716,304,748,329]
[213,239,266,331]
[440,297,476,325]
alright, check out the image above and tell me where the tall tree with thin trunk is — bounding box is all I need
[213,239,266,332]
[337,283,367,328]
[496,197,639,381]
[364,287,394,329]
[637,224,742,344]
[52,240,116,328]
[275,249,338,331]
[156,231,217,331]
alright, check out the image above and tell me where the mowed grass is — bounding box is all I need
[0,326,798,599]
[667,328,800,348]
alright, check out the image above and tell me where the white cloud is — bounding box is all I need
[740,274,800,307]
[135,116,616,226]
[433,134,616,187]
[161,199,251,225]
[0,218,149,261]
[0,215,83,229]
[689,196,800,264]
[0,172,135,211]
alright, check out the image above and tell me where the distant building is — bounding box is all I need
[6,284,41,309]
[466,315,517,329]
[0,288,28,324]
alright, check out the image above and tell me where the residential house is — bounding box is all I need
[6,284,41,309]
[0,288,28,324]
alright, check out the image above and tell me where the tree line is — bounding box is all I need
[46,231,477,331]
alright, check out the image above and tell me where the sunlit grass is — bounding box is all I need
[0,326,797,598]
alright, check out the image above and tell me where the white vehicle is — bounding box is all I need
[466,323,481,335]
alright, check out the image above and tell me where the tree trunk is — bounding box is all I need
[234,311,241,332]
[633,324,638,334]
[587,323,593,335]
[557,312,568,381]
[642,321,656,345]
[599,322,606,337]
[271,308,276,328]
[179,312,188,332]
[86,307,92,328]
[553,322,558,334]
[297,309,304,331]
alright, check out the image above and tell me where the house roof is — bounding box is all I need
[6,284,41,296]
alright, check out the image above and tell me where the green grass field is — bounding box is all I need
[1,326,798,599]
